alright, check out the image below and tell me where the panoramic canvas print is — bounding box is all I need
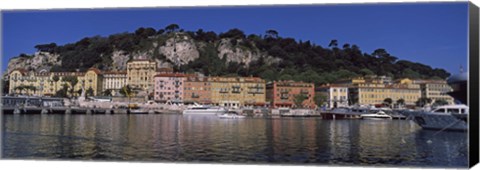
[1,2,471,168]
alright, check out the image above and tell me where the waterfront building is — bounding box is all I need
[209,76,266,108]
[83,68,103,96]
[154,73,186,102]
[413,79,455,104]
[8,68,103,96]
[345,78,421,106]
[126,59,157,94]
[316,84,349,108]
[183,76,212,104]
[102,71,127,96]
[266,80,316,109]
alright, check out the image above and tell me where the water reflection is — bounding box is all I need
[2,114,467,168]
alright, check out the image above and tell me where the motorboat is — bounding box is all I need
[217,111,246,119]
[407,71,469,131]
[360,110,393,120]
[280,109,316,117]
[411,104,468,131]
[127,104,149,114]
[182,103,227,115]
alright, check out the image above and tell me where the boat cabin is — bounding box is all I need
[432,105,468,114]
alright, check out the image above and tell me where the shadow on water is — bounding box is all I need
[0,114,468,168]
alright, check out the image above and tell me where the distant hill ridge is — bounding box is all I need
[5,24,450,85]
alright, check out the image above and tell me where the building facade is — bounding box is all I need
[316,84,349,108]
[346,78,421,106]
[266,80,316,109]
[8,68,103,96]
[126,59,157,93]
[209,76,266,108]
[414,79,454,105]
[154,73,186,102]
[102,71,127,96]
[83,68,103,96]
[183,76,212,104]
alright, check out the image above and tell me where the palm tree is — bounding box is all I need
[14,86,25,94]
[396,98,405,108]
[63,76,78,97]
[383,98,393,107]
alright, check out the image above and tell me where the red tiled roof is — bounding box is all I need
[87,68,102,74]
[157,68,174,73]
[10,68,28,75]
[154,73,187,77]
[103,71,127,74]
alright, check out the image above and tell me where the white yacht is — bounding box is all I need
[217,111,246,119]
[182,104,227,115]
[412,104,468,131]
[360,110,393,120]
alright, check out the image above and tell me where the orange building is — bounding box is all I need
[266,80,316,109]
[183,76,212,104]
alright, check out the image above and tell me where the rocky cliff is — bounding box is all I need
[6,52,61,75]
[5,32,277,75]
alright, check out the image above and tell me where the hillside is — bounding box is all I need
[5,24,450,85]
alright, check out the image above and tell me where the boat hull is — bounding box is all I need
[413,113,467,131]
[218,115,246,119]
[183,109,227,115]
[361,117,392,120]
[321,112,361,119]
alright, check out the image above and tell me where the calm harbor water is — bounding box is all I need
[1,114,468,168]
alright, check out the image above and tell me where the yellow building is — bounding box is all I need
[83,68,103,96]
[209,76,266,107]
[126,59,157,94]
[340,77,421,106]
[413,79,454,105]
[8,68,103,96]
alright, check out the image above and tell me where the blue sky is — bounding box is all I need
[2,2,468,75]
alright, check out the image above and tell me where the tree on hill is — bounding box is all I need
[220,28,246,40]
[165,24,180,33]
[34,43,57,53]
[265,29,279,39]
[12,26,452,83]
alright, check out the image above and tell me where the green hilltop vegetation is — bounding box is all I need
[25,24,450,85]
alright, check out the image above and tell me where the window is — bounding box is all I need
[447,109,459,113]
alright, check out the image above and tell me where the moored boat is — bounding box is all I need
[128,104,149,114]
[360,110,393,120]
[411,104,468,131]
[182,103,227,115]
[217,111,246,119]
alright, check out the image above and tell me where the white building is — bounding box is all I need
[102,71,127,96]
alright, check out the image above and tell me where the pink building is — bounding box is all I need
[154,73,186,102]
